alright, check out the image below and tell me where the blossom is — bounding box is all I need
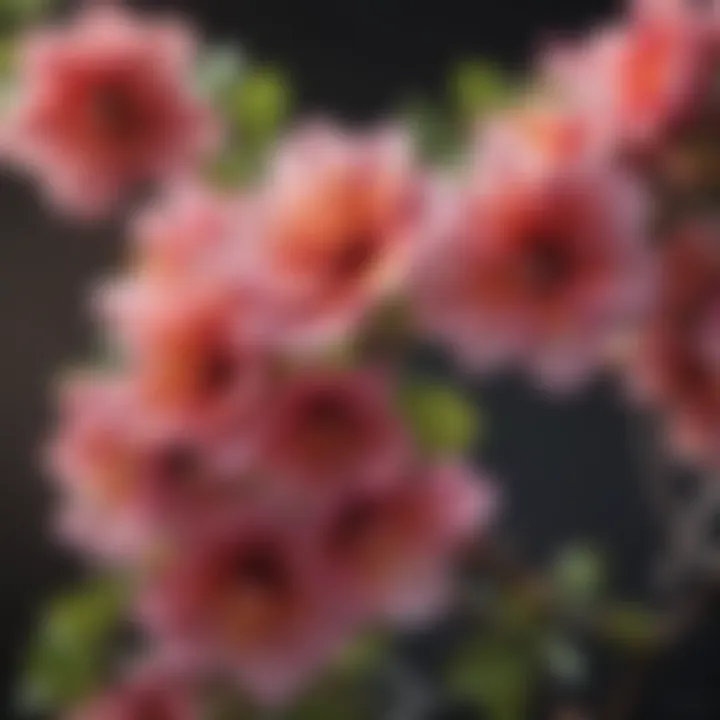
[69,663,200,720]
[257,368,410,508]
[248,122,424,348]
[99,276,273,452]
[130,183,246,285]
[139,508,352,705]
[320,462,495,624]
[633,224,720,467]
[98,187,272,440]
[476,104,608,177]
[47,372,243,559]
[412,111,649,390]
[6,5,216,215]
[546,1,717,151]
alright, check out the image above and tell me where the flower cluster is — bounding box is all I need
[48,164,494,706]
[6,0,719,716]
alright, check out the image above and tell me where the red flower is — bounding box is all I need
[321,462,496,624]
[413,111,649,390]
[634,225,720,467]
[257,368,410,508]
[546,1,718,150]
[7,5,216,215]
[139,509,352,705]
[98,186,271,440]
[47,373,248,559]
[70,663,200,720]
[248,122,423,348]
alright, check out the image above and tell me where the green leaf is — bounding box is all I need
[0,36,14,74]
[399,380,480,456]
[208,64,292,186]
[336,634,388,675]
[18,577,127,715]
[0,0,49,31]
[600,602,661,652]
[451,60,514,121]
[230,65,291,140]
[448,634,536,720]
[284,676,367,720]
[403,100,459,164]
[552,543,606,606]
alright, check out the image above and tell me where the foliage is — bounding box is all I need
[18,577,127,716]
[399,379,481,457]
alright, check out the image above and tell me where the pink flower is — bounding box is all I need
[412,112,649,390]
[257,368,410,508]
[130,183,246,285]
[633,224,720,467]
[7,5,216,215]
[98,186,272,438]
[546,3,717,151]
[248,122,424,348]
[69,663,200,720]
[47,372,246,559]
[476,104,609,177]
[320,462,496,625]
[139,508,352,705]
[106,280,272,446]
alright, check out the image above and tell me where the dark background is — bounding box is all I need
[1,0,719,717]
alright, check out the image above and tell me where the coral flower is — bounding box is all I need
[634,224,720,467]
[139,510,351,705]
[130,184,245,284]
[257,369,410,507]
[70,664,200,720]
[250,123,423,347]
[98,186,272,437]
[100,276,271,442]
[412,114,648,390]
[7,5,216,215]
[547,2,717,151]
[47,373,244,558]
[321,462,495,624]
[477,104,608,177]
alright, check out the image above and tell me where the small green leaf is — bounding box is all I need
[336,634,388,674]
[403,100,459,164]
[0,36,15,74]
[600,602,661,652]
[448,634,536,720]
[18,577,127,715]
[552,543,606,606]
[0,0,49,30]
[285,676,367,720]
[399,380,480,456]
[451,60,514,121]
[230,65,291,140]
[208,64,292,185]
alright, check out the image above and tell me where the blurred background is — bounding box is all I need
[1,0,719,717]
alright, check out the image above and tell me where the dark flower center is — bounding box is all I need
[232,544,290,597]
[523,234,574,296]
[329,497,380,552]
[332,232,378,280]
[154,441,200,487]
[198,346,238,398]
[304,392,355,428]
[128,689,175,720]
[90,82,139,140]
